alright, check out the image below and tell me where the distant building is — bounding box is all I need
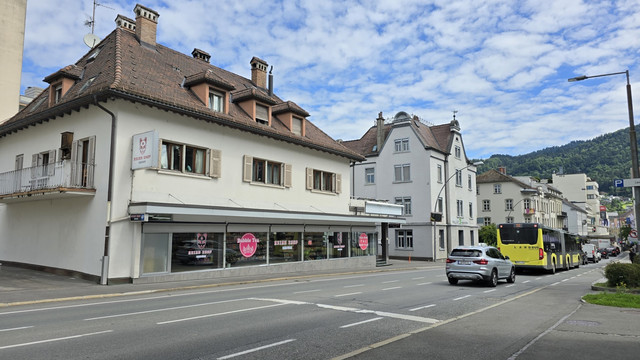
[552,173,607,236]
[0,0,27,123]
[343,112,480,261]
[19,87,44,111]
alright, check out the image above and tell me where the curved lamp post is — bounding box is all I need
[431,160,483,260]
[568,71,639,234]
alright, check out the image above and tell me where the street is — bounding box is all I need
[0,257,637,359]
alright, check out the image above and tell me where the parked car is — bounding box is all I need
[446,245,515,287]
[599,248,609,259]
[582,244,598,263]
[605,247,619,257]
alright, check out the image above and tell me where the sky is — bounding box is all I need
[19,0,640,159]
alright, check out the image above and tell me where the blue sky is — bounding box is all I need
[20,0,640,159]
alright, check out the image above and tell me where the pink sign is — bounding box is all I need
[196,233,207,249]
[358,233,368,251]
[238,233,259,257]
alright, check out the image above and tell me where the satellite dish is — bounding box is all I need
[83,33,101,48]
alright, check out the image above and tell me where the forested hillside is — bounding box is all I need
[475,126,636,195]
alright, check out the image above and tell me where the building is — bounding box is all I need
[343,111,480,261]
[476,168,563,229]
[0,4,402,284]
[551,173,607,236]
[562,198,589,235]
[0,0,27,122]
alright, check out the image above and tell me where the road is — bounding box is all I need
[0,257,624,359]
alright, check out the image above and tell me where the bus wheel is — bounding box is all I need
[507,267,516,283]
[488,269,498,287]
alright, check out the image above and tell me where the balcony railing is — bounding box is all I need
[0,161,95,198]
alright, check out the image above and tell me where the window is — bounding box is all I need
[54,84,63,104]
[15,154,24,170]
[161,142,206,174]
[437,197,443,212]
[494,184,501,194]
[439,229,445,249]
[468,174,472,189]
[396,230,413,249]
[454,146,461,158]
[524,199,531,210]
[455,169,462,186]
[456,200,463,217]
[437,164,443,183]
[482,199,491,211]
[394,164,410,182]
[587,194,595,199]
[524,216,532,223]
[469,203,473,218]
[306,168,340,193]
[470,230,475,246]
[394,138,409,152]
[292,117,302,135]
[365,168,375,184]
[245,156,291,187]
[506,216,514,224]
[586,185,594,190]
[458,230,464,246]
[256,104,269,124]
[505,199,514,211]
[395,197,412,216]
[483,217,492,226]
[209,89,224,112]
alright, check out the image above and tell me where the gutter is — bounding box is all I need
[93,95,117,285]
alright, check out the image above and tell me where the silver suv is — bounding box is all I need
[446,245,515,287]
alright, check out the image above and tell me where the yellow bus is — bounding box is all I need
[497,223,575,273]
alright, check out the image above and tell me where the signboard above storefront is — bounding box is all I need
[132,130,158,170]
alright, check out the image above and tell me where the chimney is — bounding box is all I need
[134,4,159,47]
[250,57,268,88]
[376,112,384,153]
[192,48,211,63]
[268,66,273,96]
[115,14,136,32]
[498,167,507,175]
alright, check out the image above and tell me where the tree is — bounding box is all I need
[620,225,632,243]
[479,224,497,247]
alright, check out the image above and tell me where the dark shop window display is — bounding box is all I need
[329,232,349,258]
[304,232,328,260]
[171,232,226,272]
[270,232,302,263]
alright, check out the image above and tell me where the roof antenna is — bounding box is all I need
[452,110,458,121]
[83,1,114,48]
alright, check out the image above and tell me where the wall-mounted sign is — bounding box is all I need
[132,130,158,170]
[130,214,147,222]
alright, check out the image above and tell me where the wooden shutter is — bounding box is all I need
[243,155,253,182]
[31,154,38,178]
[70,140,78,185]
[336,173,342,194]
[209,149,221,178]
[87,136,96,188]
[306,167,313,190]
[284,163,292,188]
[47,149,56,176]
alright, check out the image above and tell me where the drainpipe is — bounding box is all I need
[94,95,117,285]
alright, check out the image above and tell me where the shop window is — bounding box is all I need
[271,232,302,263]
[226,232,267,267]
[171,232,226,271]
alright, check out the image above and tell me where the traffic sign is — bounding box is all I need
[621,178,640,187]
[614,179,624,188]
[630,229,638,239]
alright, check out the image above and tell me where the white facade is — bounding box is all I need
[347,112,479,261]
[552,173,602,229]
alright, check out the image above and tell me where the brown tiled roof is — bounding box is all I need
[477,169,535,189]
[342,117,451,157]
[43,64,83,83]
[184,69,235,90]
[2,27,362,161]
[272,101,310,117]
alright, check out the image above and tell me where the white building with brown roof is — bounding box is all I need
[343,111,480,261]
[0,4,402,284]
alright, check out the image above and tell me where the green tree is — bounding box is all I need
[479,224,497,247]
[620,225,632,242]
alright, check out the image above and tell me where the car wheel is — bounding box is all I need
[488,269,498,287]
[448,277,458,285]
[507,267,516,283]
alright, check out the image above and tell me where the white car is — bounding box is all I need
[446,245,515,287]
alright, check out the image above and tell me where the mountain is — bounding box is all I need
[475,126,637,195]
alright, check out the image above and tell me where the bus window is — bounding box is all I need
[498,226,538,245]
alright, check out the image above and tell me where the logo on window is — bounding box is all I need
[196,233,207,249]
[358,233,369,250]
[238,233,259,257]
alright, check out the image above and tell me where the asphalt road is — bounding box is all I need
[0,257,632,359]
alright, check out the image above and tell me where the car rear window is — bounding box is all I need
[450,249,481,257]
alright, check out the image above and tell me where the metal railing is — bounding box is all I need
[0,161,95,196]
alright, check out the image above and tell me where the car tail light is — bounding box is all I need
[473,259,489,265]
[446,258,456,263]
[539,248,544,260]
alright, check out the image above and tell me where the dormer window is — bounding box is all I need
[292,117,302,135]
[256,104,269,125]
[209,89,224,112]
[54,84,63,104]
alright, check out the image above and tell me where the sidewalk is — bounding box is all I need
[0,259,435,306]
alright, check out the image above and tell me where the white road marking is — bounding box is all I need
[453,295,471,301]
[0,330,113,350]
[382,287,402,291]
[85,299,240,321]
[0,326,33,332]
[506,284,516,288]
[551,282,561,286]
[217,339,296,359]
[334,292,362,297]
[483,289,496,293]
[382,280,399,284]
[412,277,425,280]
[293,289,321,294]
[409,304,435,312]
[523,280,531,283]
[416,282,432,286]
[157,303,284,325]
[343,284,364,288]
[536,277,543,280]
[340,317,384,328]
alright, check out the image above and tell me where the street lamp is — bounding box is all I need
[431,160,484,261]
[568,71,639,239]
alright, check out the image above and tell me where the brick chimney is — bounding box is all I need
[134,4,159,47]
[250,57,268,88]
[192,48,211,63]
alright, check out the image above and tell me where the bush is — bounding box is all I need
[604,262,640,288]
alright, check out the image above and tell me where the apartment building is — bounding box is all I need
[0,5,402,284]
[552,173,607,236]
[343,112,480,261]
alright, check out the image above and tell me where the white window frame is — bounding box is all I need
[394,164,411,182]
[482,199,491,212]
[396,229,413,249]
[483,217,492,226]
[365,167,375,184]
[244,155,291,187]
[455,169,462,187]
[456,200,464,218]
[160,139,221,178]
[394,138,409,152]
[454,146,461,158]
[505,199,514,211]
[306,167,341,194]
[395,197,412,216]
[437,164,443,183]
[209,89,224,112]
[494,184,501,194]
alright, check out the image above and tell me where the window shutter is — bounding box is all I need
[157,138,163,168]
[47,149,56,176]
[336,173,342,194]
[31,154,38,178]
[70,140,78,185]
[210,149,221,178]
[256,104,269,123]
[243,155,253,182]
[284,163,292,188]
[306,168,313,190]
[87,137,96,188]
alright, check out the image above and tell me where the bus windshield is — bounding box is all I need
[498,226,538,245]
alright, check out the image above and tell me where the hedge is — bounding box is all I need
[604,262,640,288]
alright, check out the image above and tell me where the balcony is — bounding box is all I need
[524,208,536,214]
[0,161,96,203]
